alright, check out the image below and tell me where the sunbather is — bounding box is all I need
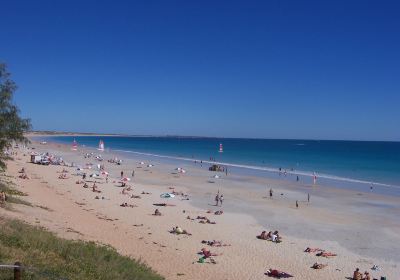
[316,251,337,257]
[353,268,362,280]
[199,248,220,258]
[311,263,327,269]
[266,269,293,278]
[153,209,162,216]
[201,240,231,247]
[257,231,268,240]
[92,183,101,193]
[120,202,137,208]
[304,247,323,253]
[171,226,191,235]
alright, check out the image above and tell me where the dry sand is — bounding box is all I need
[1,141,399,280]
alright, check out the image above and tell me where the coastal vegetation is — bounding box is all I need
[0,63,31,170]
[0,218,164,280]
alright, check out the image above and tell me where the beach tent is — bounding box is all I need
[160,193,175,198]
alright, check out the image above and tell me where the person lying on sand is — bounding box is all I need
[311,263,327,269]
[120,202,137,208]
[199,219,216,224]
[316,251,337,257]
[201,240,231,247]
[153,203,176,207]
[131,195,141,199]
[18,168,25,173]
[214,210,223,215]
[58,173,67,179]
[141,191,151,194]
[153,209,162,216]
[82,183,89,188]
[199,248,221,258]
[265,269,293,278]
[304,247,323,253]
[171,226,191,235]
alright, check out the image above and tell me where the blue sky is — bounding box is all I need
[1,0,399,141]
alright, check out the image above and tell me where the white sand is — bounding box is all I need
[1,141,399,280]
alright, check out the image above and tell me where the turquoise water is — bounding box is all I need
[40,136,400,188]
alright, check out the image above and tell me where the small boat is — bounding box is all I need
[219,143,223,153]
[71,139,78,151]
[98,140,105,151]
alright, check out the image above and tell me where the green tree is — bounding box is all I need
[0,63,31,170]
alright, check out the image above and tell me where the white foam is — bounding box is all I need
[111,149,400,189]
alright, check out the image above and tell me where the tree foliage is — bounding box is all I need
[0,63,31,169]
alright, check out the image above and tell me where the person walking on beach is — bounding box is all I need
[132,170,135,178]
[215,192,220,206]
[121,171,124,178]
[225,168,228,176]
[307,193,310,203]
[106,175,109,184]
[269,188,273,199]
[219,194,224,206]
[296,175,299,182]
[296,200,299,208]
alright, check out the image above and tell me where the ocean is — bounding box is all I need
[38,136,400,191]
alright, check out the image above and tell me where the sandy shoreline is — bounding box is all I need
[1,140,399,279]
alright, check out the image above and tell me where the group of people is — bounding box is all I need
[353,268,371,280]
[257,230,282,243]
[214,191,224,206]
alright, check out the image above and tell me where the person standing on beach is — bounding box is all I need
[296,200,299,208]
[121,171,124,178]
[225,167,228,176]
[215,193,220,206]
[296,175,299,182]
[269,188,273,199]
[132,170,135,178]
[307,193,310,203]
[219,194,224,206]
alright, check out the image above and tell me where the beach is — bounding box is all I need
[1,139,399,280]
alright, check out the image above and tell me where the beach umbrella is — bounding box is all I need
[139,162,145,165]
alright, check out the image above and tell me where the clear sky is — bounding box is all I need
[1,0,399,141]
